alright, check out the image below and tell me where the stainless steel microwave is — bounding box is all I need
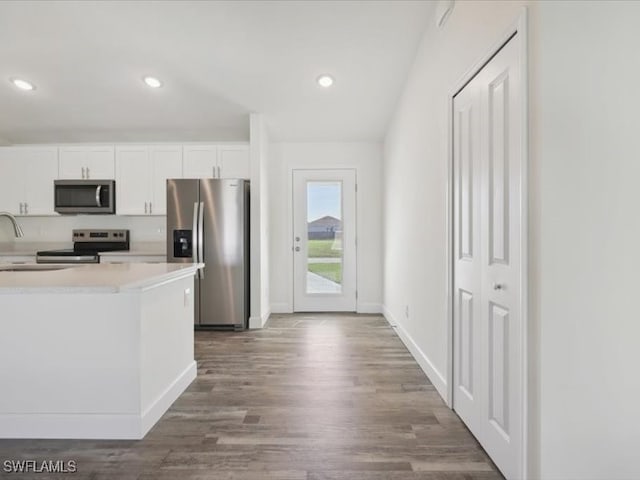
[54,180,116,214]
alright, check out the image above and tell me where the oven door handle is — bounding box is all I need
[95,185,102,207]
[37,255,99,264]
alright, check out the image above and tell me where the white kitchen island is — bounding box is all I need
[0,262,202,439]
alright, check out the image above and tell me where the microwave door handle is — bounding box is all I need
[198,201,204,278]
[95,185,102,207]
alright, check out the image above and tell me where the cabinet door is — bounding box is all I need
[85,147,115,179]
[58,147,87,179]
[183,145,217,178]
[150,146,182,215]
[23,147,58,216]
[219,145,250,179]
[0,148,23,215]
[59,146,115,179]
[116,146,150,215]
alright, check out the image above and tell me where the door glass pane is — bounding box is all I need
[306,181,343,294]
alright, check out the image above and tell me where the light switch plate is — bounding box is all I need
[184,288,191,307]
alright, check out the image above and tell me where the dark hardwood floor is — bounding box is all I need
[0,313,503,479]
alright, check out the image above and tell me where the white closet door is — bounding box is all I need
[478,34,523,480]
[453,33,523,480]
[452,77,483,436]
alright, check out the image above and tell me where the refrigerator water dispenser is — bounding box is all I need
[173,230,193,258]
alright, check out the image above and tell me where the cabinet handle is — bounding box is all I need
[144,201,148,214]
[86,167,90,179]
[217,165,221,178]
[19,203,23,215]
[24,203,28,215]
[81,167,85,179]
[212,166,216,178]
[149,202,153,215]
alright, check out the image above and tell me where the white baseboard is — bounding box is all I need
[249,309,271,329]
[0,413,143,440]
[382,305,449,402]
[140,361,197,437]
[357,302,382,314]
[249,316,262,329]
[270,302,291,314]
[0,361,197,440]
[270,303,381,314]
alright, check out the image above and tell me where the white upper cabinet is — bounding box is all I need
[182,145,218,178]
[0,148,23,215]
[0,147,58,216]
[150,145,183,216]
[23,148,59,215]
[218,145,250,179]
[183,144,250,179]
[0,143,245,218]
[59,146,115,179]
[116,145,182,215]
[115,146,149,215]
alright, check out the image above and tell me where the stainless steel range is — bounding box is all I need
[36,229,130,264]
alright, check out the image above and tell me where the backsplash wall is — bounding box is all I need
[0,215,166,244]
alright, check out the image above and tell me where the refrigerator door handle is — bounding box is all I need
[198,201,205,278]
[192,201,199,267]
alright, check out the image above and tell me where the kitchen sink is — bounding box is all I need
[0,264,76,272]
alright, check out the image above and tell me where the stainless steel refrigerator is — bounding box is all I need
[166,178,249,329]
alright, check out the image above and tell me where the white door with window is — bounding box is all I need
[453,34,524,479]
[292,169,356,312]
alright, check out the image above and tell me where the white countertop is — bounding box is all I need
[0,262,202,294]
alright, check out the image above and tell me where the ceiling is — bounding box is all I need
[0,1,433,144]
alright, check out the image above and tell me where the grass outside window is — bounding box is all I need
[307,239,341,258]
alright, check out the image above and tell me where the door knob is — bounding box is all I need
[295,246,300,252]
[295,236,300,242]
[493,283,505,290]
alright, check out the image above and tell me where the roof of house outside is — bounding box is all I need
[308,215,342,227]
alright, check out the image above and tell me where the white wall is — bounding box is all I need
[259,118,271,322]
[0,215,165,244]
[384,0,640,478]
[383,0,530,473]
[383,0,528,406]
[269,142,382,313]
[249,113,271,327]
[533,2,640,479]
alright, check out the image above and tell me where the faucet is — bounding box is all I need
[0,212,24,238]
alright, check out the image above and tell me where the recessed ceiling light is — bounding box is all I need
[143,76,163,88]
[11,78,35,91]
[317,75,334,88]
